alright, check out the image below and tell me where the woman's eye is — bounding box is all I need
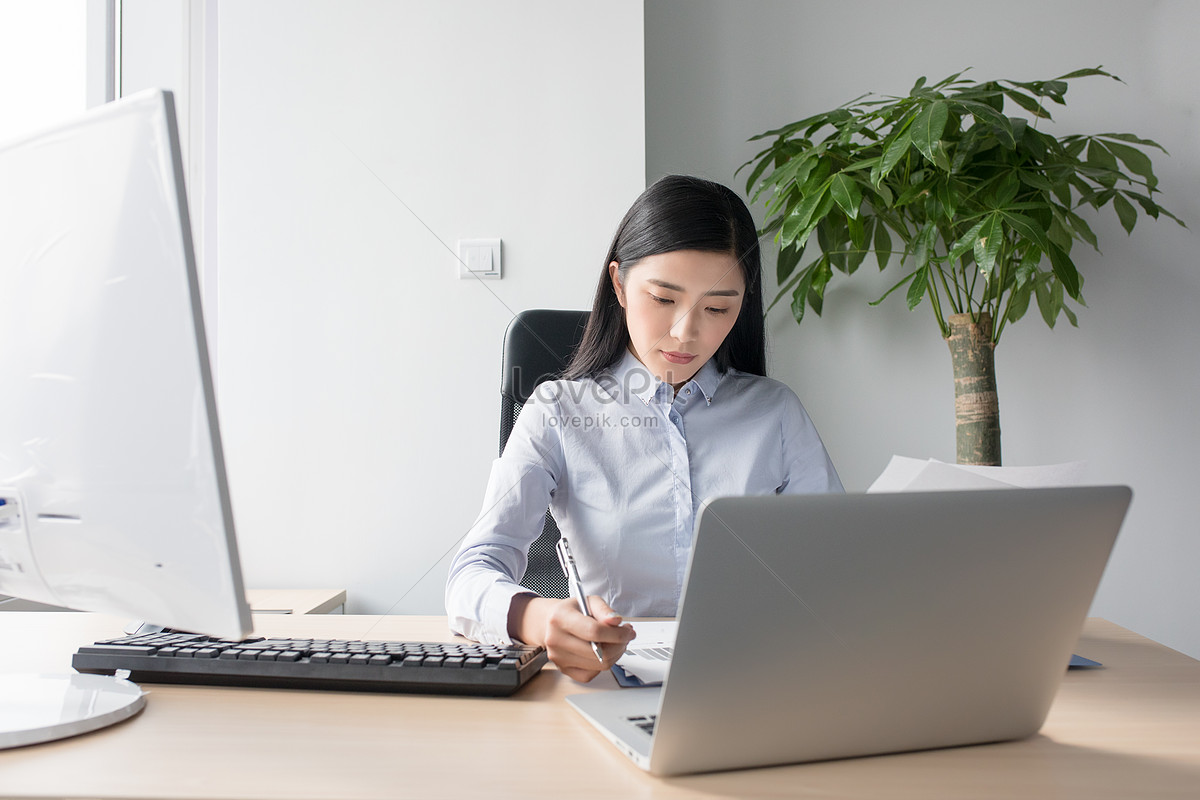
[650,295,673,305]
[707,307,730,315]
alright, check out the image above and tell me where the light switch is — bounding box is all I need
[458,238,502,280]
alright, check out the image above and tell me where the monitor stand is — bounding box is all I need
[0,673,145,749]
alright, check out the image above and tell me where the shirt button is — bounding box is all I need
[685,388,691,394]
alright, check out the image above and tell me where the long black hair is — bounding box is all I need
[563,175,766,380]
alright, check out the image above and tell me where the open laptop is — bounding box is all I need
[566,486,1131,776]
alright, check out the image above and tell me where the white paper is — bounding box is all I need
[868,455,1089,493]
[616,620,677,685]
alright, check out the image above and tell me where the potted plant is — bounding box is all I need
[740,67,1184,465]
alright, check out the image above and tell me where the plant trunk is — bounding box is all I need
[946,313,1001,466]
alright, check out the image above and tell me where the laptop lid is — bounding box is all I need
[577,486,1130,776]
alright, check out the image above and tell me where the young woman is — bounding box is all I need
[446,175,843,682]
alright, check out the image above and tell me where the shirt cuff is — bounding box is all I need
[451,580,532,646]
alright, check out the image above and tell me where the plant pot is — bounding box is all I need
[946,313,1001,466]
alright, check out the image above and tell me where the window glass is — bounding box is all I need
[0,0,88,142]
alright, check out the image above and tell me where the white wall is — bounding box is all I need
[646,0,1200,657]
[211,1,645,615]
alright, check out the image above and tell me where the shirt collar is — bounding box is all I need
[606,348,721,406]
[686,358,721,405]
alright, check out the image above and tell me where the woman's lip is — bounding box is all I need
[662,351,696,365]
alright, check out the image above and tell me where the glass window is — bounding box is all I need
[0,0,89,142]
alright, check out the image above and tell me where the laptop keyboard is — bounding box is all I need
[627,713,658,735]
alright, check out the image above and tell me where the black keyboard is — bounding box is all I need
[72,631,548,697]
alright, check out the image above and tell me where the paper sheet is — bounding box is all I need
[614,620,677,686]
[868,456,1089,493]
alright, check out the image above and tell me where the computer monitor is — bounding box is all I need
[0,90,251,746]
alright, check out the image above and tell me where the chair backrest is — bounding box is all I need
[500,310,589,598]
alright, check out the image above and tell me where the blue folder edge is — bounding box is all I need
[611,663,659,688]
[614,655,1101,686]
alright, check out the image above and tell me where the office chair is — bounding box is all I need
[500,309,590,599]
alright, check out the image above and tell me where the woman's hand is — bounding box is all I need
[509,594,635,683]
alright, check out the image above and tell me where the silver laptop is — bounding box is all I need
[566,487,1131,776]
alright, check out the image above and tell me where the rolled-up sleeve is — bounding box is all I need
[445,386,565,644]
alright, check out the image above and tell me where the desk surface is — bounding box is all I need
[1,614,1198,799]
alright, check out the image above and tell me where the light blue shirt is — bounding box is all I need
[445,349,843,644]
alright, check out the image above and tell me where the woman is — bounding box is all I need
[446,175,843,682]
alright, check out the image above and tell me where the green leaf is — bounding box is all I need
[906,265,929,310]
[993,172,1021,207]
[1086,139,1120,187]
[1061,301,1079,327]
[911,101,949,163]
[894,177,935,209]
[1112,192,1138,234]
[1003,88,1050,118]
[935,179,958,219]
[1016,246,1042,288]
[1034,274,1061,329]
[1047,213,1073,251]
[1017,169,1055,193]
[1006,281,1033,324]
[873,219,894,270]
[1102,139,1157,188]
[818,216,848,272]
[788,258,833,322]
[781,184,831,243]
[1046,243,1082,299]
[776,241,804,284]
[1064,210,1099,250]
[973,214,1004,276]
[756,154,816,201]
[829,173,863,219]
[1097,131,1168,153]
[789,263,817,323]
[1054,66,1116,81]
[870,267,921,306]
[999,210,1051,251]
[743,154,775,198]
[1043,80,1068,98]
[954,100,1016,148]
[801,191,835,245]
[809,258,833,313]
[930,141,952,173]
[875,128,912,184]
[912,223,936,272]
[948,217,987,264]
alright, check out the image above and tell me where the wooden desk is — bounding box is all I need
[1,614,1198,799]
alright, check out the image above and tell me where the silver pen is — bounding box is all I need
[555,536,605,663]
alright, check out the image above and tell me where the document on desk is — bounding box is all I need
[613,620,677,687]
[868,455,1088,493]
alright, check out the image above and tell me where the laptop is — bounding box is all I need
[566,486,1131,776]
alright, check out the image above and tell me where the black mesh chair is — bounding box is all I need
[500,309,590,599]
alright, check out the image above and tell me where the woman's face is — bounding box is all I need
[609,250,745,391]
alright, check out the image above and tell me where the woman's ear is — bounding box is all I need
[609,261,626,308]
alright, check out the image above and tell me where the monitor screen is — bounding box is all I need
[0,89,251,640]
